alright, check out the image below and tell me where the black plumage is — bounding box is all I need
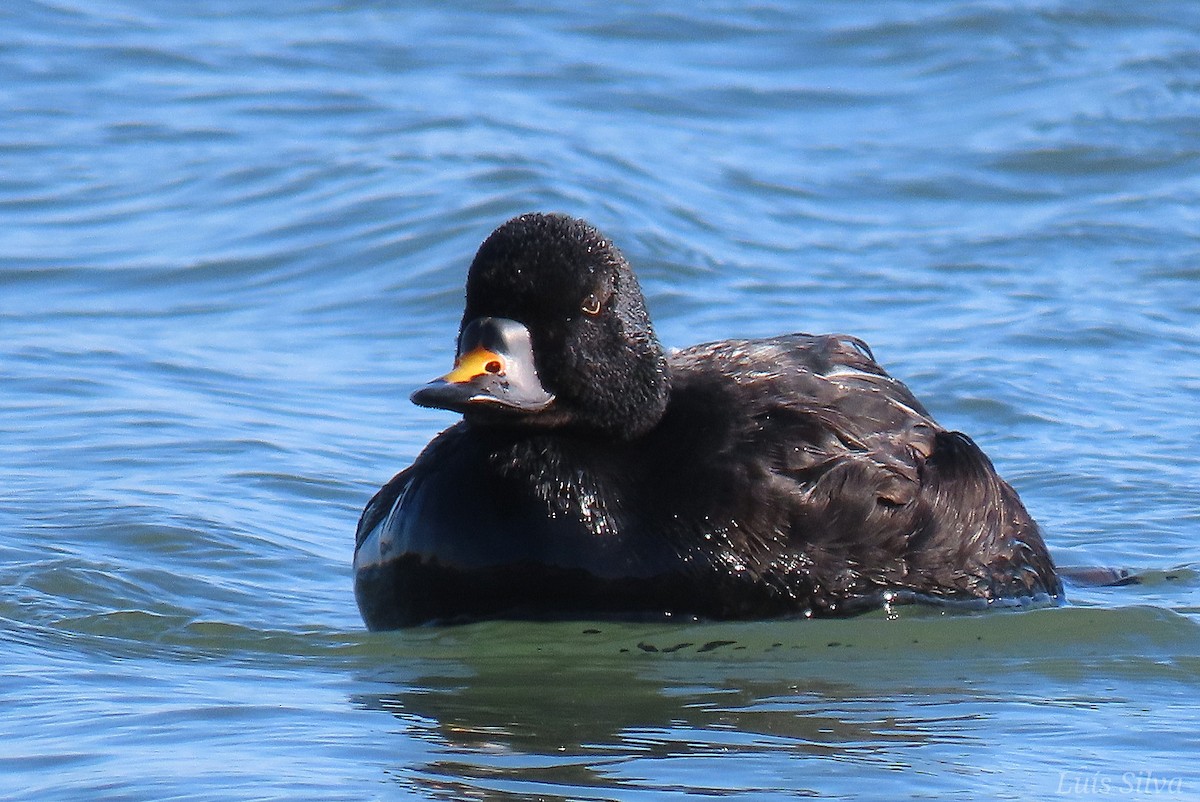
[353,212,1061,629]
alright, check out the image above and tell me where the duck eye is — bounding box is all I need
[581,294,601,316]
[484,360,503,374]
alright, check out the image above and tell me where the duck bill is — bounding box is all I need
[410,317,555,414]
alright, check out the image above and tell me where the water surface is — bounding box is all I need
[3,1,1199,799]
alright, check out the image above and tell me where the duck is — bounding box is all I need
[353,212,1061,629]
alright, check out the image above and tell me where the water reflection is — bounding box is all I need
[343,606,1200,797]
[348,618,1009,798]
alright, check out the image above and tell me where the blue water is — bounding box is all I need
[4,1,1200,799]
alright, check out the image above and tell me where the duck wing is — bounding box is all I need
[665,334,1058,606]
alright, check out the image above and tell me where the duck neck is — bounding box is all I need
[576,340,670,441]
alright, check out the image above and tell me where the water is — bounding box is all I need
[3,1,1200,798]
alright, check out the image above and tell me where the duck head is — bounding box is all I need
[412,213,670,439]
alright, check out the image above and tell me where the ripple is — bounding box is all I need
[5,0,1200,798]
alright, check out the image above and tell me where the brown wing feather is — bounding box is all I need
[667,333,1058,603]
